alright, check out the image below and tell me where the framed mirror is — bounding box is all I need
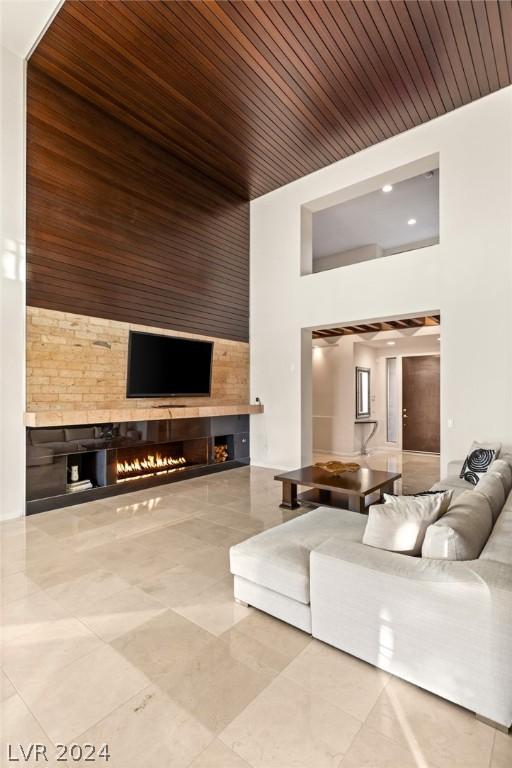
[355,367,371,419]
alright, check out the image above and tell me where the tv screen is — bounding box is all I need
[126,331,213,398]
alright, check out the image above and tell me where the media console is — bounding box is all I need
[26,414,252,515]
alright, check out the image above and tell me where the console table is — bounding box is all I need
[354,419,378,455]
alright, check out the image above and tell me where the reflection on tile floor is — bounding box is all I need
[1,460,509,767]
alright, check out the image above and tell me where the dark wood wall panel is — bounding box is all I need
[26,68,249,342]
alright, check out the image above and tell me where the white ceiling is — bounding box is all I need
[313,169,439,259]
[1,0,62,58]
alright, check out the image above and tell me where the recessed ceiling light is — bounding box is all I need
[382,184,393,193]
[387,341,396,346]
[407,218,417,226]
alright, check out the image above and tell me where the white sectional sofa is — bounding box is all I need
[230,455,512,730]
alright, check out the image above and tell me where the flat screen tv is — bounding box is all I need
[126,331,213,398]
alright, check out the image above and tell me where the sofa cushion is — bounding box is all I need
[383,490,452,513]
[473,471,506,522]
[422,490,493,561]
[30,428,65,445]
[488,459,512,497]
[229,507,366,604]
[480,490,512,565]
[363,494,449,556]
[460,442,500,485]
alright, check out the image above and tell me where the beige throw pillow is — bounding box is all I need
[363,495,447,556]
[473,471,506,522]
[488,459,512,497]
[422,490,493,561]
[383,490,453,515]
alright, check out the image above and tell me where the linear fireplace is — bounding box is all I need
[116,438,208,482]
[26,415,250,514]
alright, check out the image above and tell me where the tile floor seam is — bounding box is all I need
[336,724,445,768]
[48,681,173,754]
[488,730,497,768]
[3,668,60,750]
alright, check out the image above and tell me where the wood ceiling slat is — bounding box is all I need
[484,1,511,88]
[378,0,447,115]
[332,2,416,131]
[165,2,336,176]
[77,0,300,193]
[458,0,494,94]
[406,1,464,107]
[265,0,387,145]
[420,1,472,104]
[472,1,501,92]
[499,1,512,81]
[355,1,433,123]
[392,1,456,111]
[220,0,363,156]
[308,1,404,135]
[228,0,371,151]
[196,0,356,158]
[444,1,486,99]
[50,5,275,196]
[130,11,314,185]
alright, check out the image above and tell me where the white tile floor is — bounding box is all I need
[1,456,510,767]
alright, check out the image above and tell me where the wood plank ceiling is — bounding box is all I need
[30,0,512,200]
[312,315,441,339]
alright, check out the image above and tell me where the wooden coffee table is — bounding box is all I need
[275,465,401,514]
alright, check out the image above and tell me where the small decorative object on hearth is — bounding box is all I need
[315,460,360,476]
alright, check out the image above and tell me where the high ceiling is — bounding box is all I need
[30,0,512,199]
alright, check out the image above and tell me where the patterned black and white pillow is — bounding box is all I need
[460,442,501,486]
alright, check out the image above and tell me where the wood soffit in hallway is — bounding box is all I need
[312,315,441,338]
[30,0,512,200]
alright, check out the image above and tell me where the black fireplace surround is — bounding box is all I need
[26,415,249,514]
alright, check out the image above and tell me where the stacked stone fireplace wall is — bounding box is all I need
[26,307,249,414]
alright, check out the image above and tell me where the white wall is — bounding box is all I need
[251,88,512,472]
[1,46,26,520]
[1,0,61,520]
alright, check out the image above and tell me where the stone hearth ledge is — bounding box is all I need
[24,403,263,428]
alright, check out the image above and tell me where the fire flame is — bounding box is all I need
[117,452,187,477]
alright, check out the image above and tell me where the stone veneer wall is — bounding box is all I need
[26,307,249,413]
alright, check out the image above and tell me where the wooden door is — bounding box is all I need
[402,355,440,453]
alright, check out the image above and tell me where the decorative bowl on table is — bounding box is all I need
[314,460,360,477]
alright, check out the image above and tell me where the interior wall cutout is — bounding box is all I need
[300,154,438,276]
[312,168,439,274]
